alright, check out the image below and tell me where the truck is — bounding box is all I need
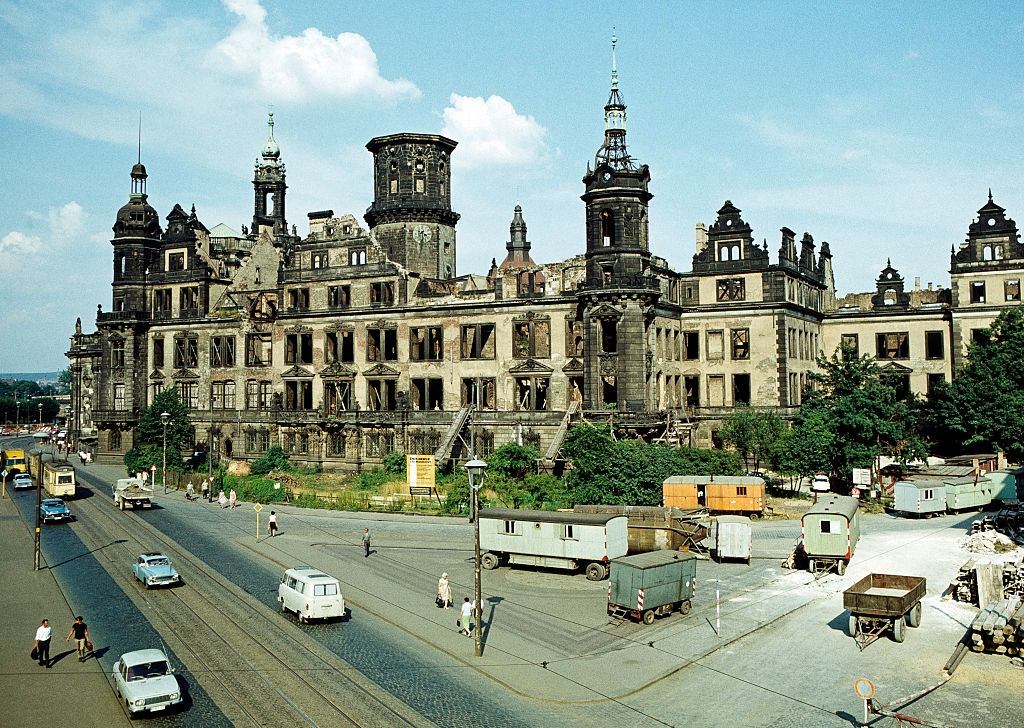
[43,462,76,498]
[607,550,697,625]
[112,478,153,510]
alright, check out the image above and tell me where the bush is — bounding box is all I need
[250,445,290,475]
[487,443,540,479]
[381,451,407,475]
[223,474,286,504]
[124,444,162,476]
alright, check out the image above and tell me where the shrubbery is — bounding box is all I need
[250,445,290,475]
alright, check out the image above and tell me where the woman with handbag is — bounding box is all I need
[436,573,452,609]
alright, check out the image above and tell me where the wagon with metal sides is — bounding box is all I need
[801,494,860,576]
[843,573,926,649]
[607,550,697,625]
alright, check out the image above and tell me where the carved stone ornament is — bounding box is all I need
[281,365,314,379]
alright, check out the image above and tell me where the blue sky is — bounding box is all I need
[2,1,1023,371]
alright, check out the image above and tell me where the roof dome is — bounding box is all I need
[261,137,280,160]
[131,162,147,177]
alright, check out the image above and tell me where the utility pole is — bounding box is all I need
[33,470,42,570]
[466,458,487,658]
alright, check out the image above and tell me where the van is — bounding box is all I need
[278,566,346,623]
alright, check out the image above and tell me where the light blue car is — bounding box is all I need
[112,649,182,715]
[132,552,180,589]
[39,497,71,522]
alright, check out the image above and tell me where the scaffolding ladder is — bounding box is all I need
[434,405,474,463]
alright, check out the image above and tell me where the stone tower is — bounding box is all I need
[579,36,658,412]
[364,133,459,279]
[111,160,162,315]
[252,112,288,238]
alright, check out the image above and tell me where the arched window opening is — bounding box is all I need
[983,245,993,261]
[601,210,615,247]
[883,289,897,305]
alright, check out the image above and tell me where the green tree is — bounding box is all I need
[56,369,72,394]
[719,407,785,472]
[798,347,927,484]
[124,390,194,472]
[250,445,290,475]
[941,307,1024,461]
[771,410,835,492]
[562,424,742,506]
[486,442,540,479]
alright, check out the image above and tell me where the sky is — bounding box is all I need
[2,1,1023,372]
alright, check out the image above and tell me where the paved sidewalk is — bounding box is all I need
[0,487,130,727]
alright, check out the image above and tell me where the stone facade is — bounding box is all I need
[67,53,1024,468]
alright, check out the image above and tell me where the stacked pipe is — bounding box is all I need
[969,596,1024,656]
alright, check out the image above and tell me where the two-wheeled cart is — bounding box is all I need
[843,573,926,650]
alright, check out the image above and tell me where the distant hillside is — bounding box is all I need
[0,372,60,383]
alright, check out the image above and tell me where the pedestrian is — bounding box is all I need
[458,597,473,636]
[361,527,370,557]
[437,573,452,609]
[218,490,227,509]
[229,489,237,509]
[65,616,91,662]
[201,480,210,501]
[185,481,195,501]
[268,511,278,537]
[34,618,51,667]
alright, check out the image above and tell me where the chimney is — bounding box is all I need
[914,276,921,290]
[695,222,708,255]
[927,282,933,291]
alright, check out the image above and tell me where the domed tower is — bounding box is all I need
[363,133,459,279]
[111,160,162,314]
[252,112,288,238]
[579,35,658,412]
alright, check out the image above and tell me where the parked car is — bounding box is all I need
[111,648,182,715]
[39,497,71,522]
[132,553,181,589]
[279,566,345,623]
[811,474,831,494]
[12,473,33,490]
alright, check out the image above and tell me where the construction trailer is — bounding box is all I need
[662,476,766,517]
[893,478,947,517]
[715,515,752,563]
[944,477,994,512]
[801,494,860,576]
[607,550,697,625]
[478,508,628,581]
[984,469,1020,504]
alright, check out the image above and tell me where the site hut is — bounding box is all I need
[662,475,765,516]
[714,515,752,564]
[943,476,994,512]
[607,549,697,625]
[893,478,947,518]
[987,468,1023,503]
[477,508,629,581]
[800,494,860,575]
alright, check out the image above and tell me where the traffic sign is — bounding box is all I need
[253,503,264,512]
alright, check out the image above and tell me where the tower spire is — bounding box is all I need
[595,32,633,170]
[610,30,618,92]
[137,111,142,164]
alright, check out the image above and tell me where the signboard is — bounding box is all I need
[852,468,872,486]
[253,503,263,512]
[407,454,436,490]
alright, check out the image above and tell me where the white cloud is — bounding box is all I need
[1,202,88,268]
[212,0,420,103]
[441,94,547,168]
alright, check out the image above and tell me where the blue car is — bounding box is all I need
[39,498,72,523]
[132,553,181,589]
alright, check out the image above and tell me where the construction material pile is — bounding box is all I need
[961,529,1018,554]
[951,556,1024,605]
[969,596,1024,656]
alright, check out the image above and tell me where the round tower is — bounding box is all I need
[364,133,459,279]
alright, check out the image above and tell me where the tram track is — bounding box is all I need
[68,482,428,728]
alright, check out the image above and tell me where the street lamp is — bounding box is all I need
[160,411,170,494]
[465,457,487,658]
[38,403,42,429]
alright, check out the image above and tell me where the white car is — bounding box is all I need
[811,474,831,493]
[111,649,182,715]
[12,473,33,490]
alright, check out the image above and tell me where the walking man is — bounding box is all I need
[65,616,91,661]
[459,597,473,636]
[185,481,195,501]
[268,511,278,537]
[201,480,210,501]
[34,619,51,667]
[361,527,370,557]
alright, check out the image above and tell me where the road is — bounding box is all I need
[3,441,1021,727]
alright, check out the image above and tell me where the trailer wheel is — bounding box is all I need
[480,553,499,570]
[749,512,760,520]
[892,616,906,643]
[907,602,922,628]
[807,559,816,573]
[847,614,859,637]
[585,562,606,581]
[836,560,847,576]
[642,609,655,625]
[679,600,691,616]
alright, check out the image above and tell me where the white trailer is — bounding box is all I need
[715,515,752,564]
[112,478,154,510]
[478,508,628,580]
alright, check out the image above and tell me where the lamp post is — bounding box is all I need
[38,403,42,429]
[160,411,170,494]
[465,458,487,658]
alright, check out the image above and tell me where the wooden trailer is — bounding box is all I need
[801,494,860,576]
[662,476,766,518]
